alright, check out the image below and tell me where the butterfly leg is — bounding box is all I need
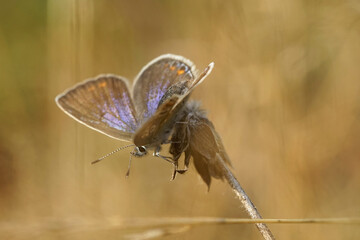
[173,126,191,175]
[125,153,133,178]
[176,168,187,174]
[153,146,179,180]
[174,152,189,174]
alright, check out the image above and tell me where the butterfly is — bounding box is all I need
[55,54,214,176]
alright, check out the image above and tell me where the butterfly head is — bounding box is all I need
[131,146,148,157]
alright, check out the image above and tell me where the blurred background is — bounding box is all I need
[1,0,360,239]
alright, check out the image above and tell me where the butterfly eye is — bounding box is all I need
[138,146,146,153]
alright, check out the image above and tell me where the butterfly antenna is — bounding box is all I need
[125,154,133,178]
[91,144,135,164]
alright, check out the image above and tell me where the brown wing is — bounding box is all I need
[193,115,232,167]
[213,127,232,166]
[192,149,212,190]
[189,120,218,160]
[55,75,138,141]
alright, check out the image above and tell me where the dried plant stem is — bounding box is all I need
[1,217,359,234]
[218,157,276,240]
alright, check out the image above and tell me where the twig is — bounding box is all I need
[118,217,360,227]
[217,157,276,240]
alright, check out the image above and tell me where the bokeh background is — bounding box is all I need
[1,0,360,239]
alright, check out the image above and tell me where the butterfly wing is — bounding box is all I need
[133,62,214,147]
[132,54,197,122]
[55,75,138,141]
[172,62,214,109]
[189,120,218,160]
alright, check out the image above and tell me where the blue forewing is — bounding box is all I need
[56,75,137,141]
[132,54,197,123]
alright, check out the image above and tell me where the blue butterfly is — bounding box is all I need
[55,54,213,176]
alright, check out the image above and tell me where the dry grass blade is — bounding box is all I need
[1,217,359,235]
[216,156,275,240]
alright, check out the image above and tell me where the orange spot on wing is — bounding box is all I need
[177,69,185,75]
[170,66,176,71]
[99,82,107,87]
[88,86,96,91]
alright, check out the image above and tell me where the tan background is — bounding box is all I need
[1,0,360,239]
